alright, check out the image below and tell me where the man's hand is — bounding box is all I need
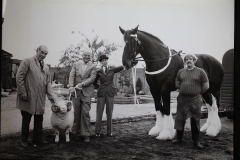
[75,83,82,90]
[131,60,138,67]
[20,93,27,101]
[49,99,56,105]
[69,87,75,93]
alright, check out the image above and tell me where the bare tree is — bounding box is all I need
[57,31,121,87]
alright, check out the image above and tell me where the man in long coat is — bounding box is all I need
[16,45,56,147]
[68,50,96,143]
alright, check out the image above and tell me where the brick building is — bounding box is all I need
[1,50,13,91]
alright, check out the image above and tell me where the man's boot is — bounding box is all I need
[172,130,184,144]
[192,133,203,150]
[74,132,81,141]
[191,118,203,150]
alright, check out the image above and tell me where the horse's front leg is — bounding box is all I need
[156,91,176,140]
[148,88,164,136]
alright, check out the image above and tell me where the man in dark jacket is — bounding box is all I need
[93,54,124,137]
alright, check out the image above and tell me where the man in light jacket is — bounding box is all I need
[68,50,96,143]
[16,45,56,147]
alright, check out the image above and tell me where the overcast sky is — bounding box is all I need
[2,0,234,67]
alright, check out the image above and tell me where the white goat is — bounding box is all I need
[50,100,74,142]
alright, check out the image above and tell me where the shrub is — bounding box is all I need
[136,78,142,93]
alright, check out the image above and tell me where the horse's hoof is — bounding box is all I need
[66,139,70,142]
[206,126,221,137]
[200,123,210,132]
[205,133,217,137]
[148,126,161,136]
[156,135,172,140]
[156,130,173,140]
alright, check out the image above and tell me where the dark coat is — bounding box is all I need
[93,66,123,97]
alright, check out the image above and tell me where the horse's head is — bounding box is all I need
[119,25,140,70]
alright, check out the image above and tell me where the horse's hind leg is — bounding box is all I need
[200,91,221,137]
[212,91,221,109]
[201,91,212,106]
[200,91,212,132]
[148,88,164,136]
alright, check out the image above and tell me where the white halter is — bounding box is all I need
[145,47,172,75]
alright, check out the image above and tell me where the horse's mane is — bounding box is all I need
[138,30,164,44]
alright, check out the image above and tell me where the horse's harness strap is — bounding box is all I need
[129,34,145,60]
[134,52,180,62]
[145,47,173,75]
[130,33,179,75]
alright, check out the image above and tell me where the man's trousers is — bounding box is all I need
[95,93,114,134]
[21,110,43,143]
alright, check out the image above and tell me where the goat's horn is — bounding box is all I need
[51,104,60,113]
[66,101,72,112]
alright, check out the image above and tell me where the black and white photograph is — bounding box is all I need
[1,0,235,159]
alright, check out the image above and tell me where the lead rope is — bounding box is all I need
[132,66,139,104]
[69,86,78,101]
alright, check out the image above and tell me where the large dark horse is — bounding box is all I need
[119,25,224,139]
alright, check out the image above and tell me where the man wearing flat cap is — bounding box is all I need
[173,53,209,150]
[16,45,57,147]
[68,49,96,143]
[93,54,124,137]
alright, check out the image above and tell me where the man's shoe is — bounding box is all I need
[96,133,101,138]
[194,142,204,150]
[84,136,90,143]
[107,133,113,137]
[32,140,48,145]
[172,139,182,144]
[20,141,28,148]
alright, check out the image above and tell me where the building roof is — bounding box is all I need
[1,50,13,57]
[12,59,22,64]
